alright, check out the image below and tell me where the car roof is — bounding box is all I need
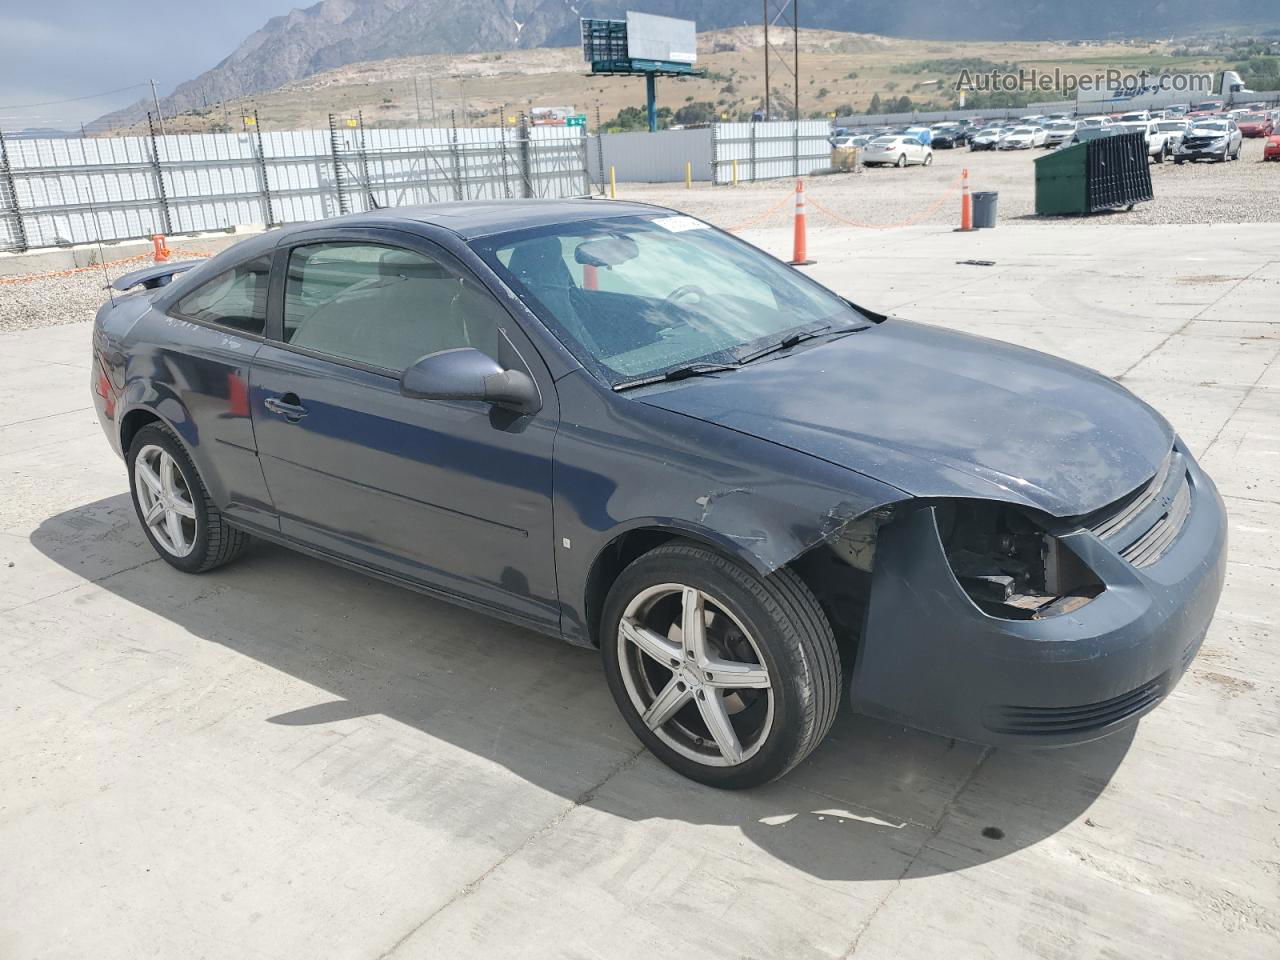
[372,199,662,239]
[173,199,672,282]
[268,199,667,243]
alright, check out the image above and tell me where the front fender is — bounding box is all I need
[550,371,907,644]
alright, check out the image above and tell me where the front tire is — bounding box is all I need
[601,541,840,789]
[127,422,250,573]
[923,152,933,166]
[896,154,906,167]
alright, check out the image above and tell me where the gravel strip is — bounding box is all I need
[0,245,214,334]
[626,136,1280,230]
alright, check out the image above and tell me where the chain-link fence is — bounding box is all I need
[0,112,591,253]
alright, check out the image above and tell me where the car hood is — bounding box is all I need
[638,320,1173,518]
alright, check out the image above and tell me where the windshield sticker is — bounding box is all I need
[652,215,709,233]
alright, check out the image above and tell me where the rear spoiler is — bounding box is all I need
[110,260,202,292]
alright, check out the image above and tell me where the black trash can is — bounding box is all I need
[972,191,998,228]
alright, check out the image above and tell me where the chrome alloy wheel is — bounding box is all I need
[133,444,198,558]
[617,583,774,767]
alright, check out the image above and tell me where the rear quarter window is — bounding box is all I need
[174,256,271,335]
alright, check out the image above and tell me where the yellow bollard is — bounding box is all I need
[685,161,692,189]
[731,158,738,186]
[609,165,616,199]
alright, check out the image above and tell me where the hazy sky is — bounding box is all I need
[0,1,304,129]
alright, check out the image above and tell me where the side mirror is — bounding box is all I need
[400,348,541,414]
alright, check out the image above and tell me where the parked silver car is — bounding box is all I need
[1174,119,1243,163]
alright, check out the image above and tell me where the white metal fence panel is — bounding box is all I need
[586,129,713,183]
[710,121,831,184]
[0,122,590,252]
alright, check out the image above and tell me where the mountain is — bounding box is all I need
[93,0,1276,128]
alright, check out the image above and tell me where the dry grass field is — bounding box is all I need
[112,27,1236,136]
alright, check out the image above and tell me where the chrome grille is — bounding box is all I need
[1082,448,1192,568]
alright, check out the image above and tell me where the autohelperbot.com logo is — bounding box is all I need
[954,68,1213,98]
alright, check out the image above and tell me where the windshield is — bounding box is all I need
[1157,121,1187,131]
[1241,114,1266,122]
[1010,127,1034,135]
[1196,122,1228,131]
[471,214,870,386]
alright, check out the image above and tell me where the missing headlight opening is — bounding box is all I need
[937,501,1103,620]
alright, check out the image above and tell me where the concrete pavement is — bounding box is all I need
[1,222,1277,959]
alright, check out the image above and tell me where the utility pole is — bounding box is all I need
[763,0,770,120]
[413,77,423,124]
[459,77,468,124]
[762,1,800,121]
[149,79,167,135]
[428,76,437,125]
[793,0,800,121]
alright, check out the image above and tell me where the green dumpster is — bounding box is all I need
[1034,132,1153,215]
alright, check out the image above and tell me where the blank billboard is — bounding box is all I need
[626,12,696,65]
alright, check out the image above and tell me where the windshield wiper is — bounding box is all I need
[735,325,837,365]
[612,362,739,392]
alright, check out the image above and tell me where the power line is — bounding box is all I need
[0,82,151,112]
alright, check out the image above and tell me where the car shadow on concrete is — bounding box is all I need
[30,495,1134,884]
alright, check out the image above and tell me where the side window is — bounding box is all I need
[282,242,504,372]
[175,256,270,335]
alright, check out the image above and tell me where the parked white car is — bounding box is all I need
[998,126,1047,149]
[1150,120,1190,161]
[861,135,933,167]
[1077,116,1112,130]
[969,126,1008,150]
[1042,120,1078,147]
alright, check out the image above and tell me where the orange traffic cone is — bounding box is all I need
[789,179,815,266]
[957,169,974,232]
[152,234,171,263]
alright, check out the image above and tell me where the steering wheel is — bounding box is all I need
[666,284,707,305]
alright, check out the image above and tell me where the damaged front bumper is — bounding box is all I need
[849,450,1227,747]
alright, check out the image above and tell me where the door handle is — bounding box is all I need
[264,394,308,422]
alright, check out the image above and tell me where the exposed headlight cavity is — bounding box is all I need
[936,501,1103,620]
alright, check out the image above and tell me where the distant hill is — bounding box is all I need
[93,0,1276,128]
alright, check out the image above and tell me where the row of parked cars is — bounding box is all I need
[832,103,1280,168]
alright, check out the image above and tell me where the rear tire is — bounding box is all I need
[127,422,250,574]
[601,540,841,789]
[923,152,933,166]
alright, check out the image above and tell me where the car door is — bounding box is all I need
[248,228,561,628]
[148,253,276,530]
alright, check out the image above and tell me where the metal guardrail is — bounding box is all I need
[0,113,590,253]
